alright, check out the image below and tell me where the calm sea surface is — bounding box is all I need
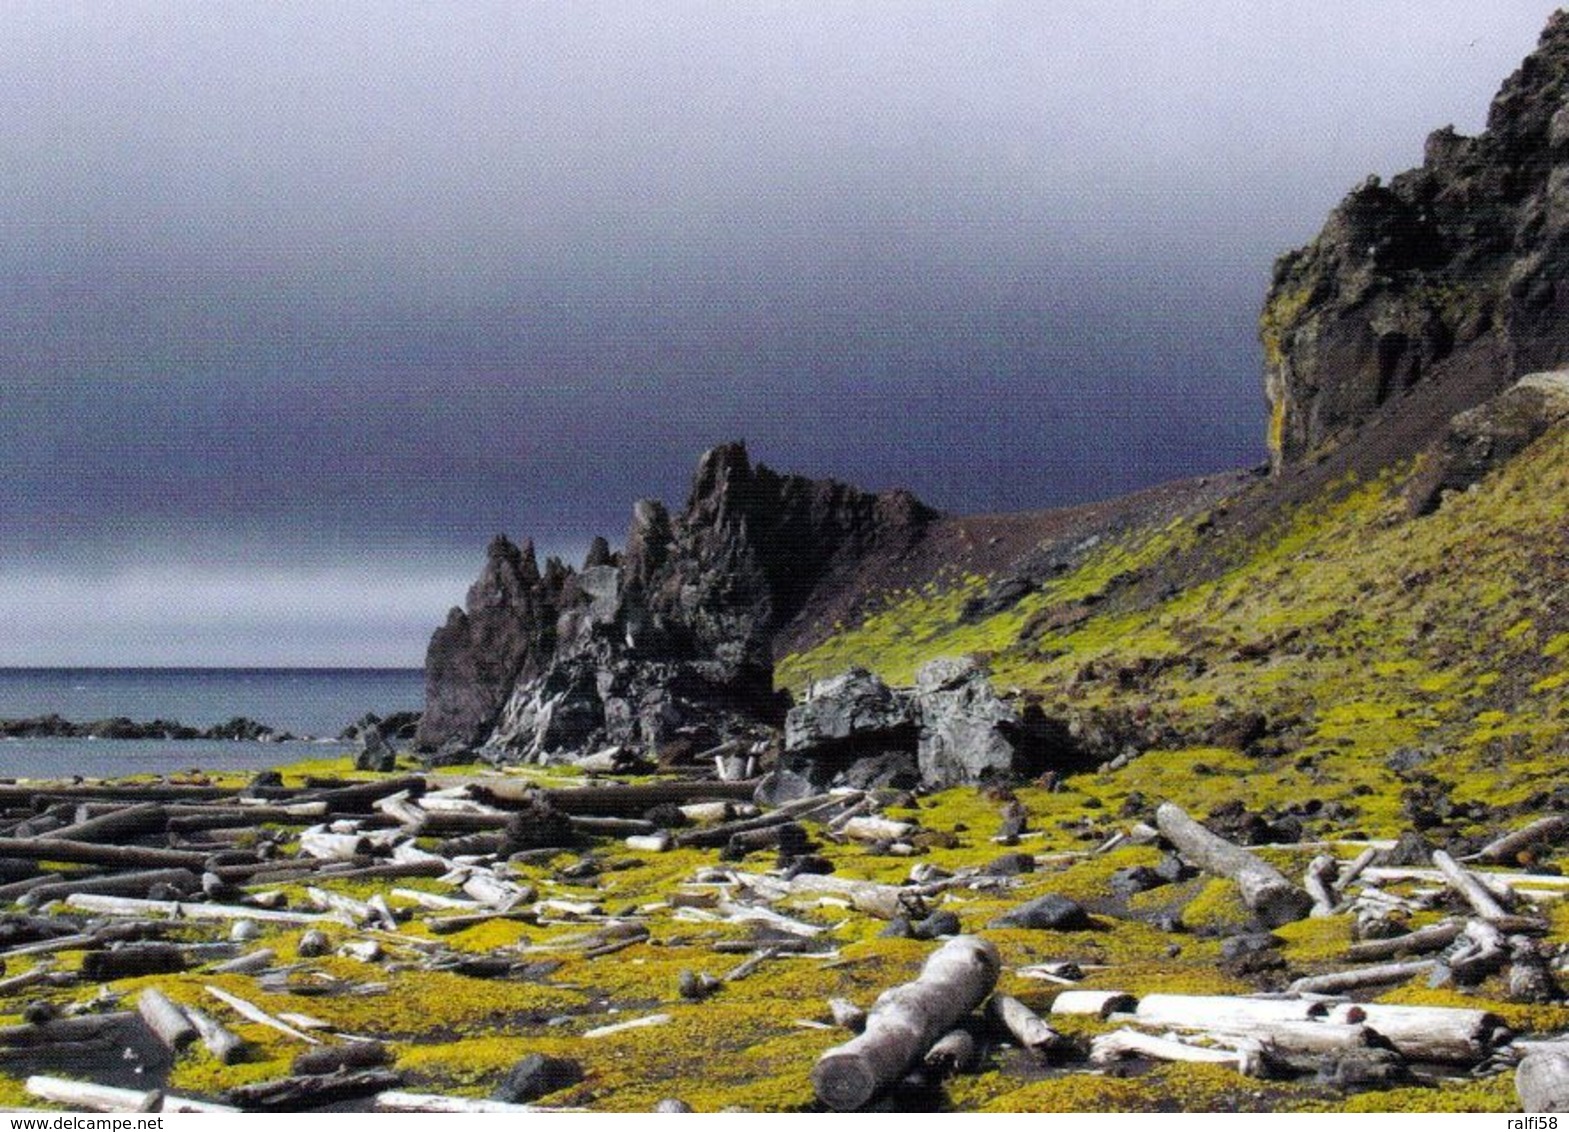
[0,667,424,779]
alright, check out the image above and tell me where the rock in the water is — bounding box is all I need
[490,1054,584,1104]
[355,724,396,773]
[988,893,1091,931]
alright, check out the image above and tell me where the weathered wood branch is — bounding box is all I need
[226,1069,403,1110]
[1342,919,1462,962]
[40,802,168,844]
[1154,802,1313,927]
[1475,816,1569,865]
[1287,959,1437,996]
[1433,849,1513,923]
[1091,1028,1268,1077]
[19,868,200,908]
[25,1075,237,1113]
[204,985,322,1044]
[810,935,1000,1111]
[65,893,340,925]
[0,837,210,870]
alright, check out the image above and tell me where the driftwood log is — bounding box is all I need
[25,1075,237,1113]
[1326,1002,1509,1063]
[185,1005,246,1064]
[1343,919,1463,962]
[988,994,1065,1060]
[227,1069,403,1110]
[136,987,197,1050]
[1091,1029,1268,1077]
[1154,802,1313,926]
[1477,816,1569,865]
[1133,994,1324,1032]
[810,935,1000,1111]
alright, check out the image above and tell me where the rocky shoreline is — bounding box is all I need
[0,711,422,747]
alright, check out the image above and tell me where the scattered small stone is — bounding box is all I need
[491,1054,584,1104]
[982,852,1036,877]
[988,894,1091,932]
[911,910,961,940]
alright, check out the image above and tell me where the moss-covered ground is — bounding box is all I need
[3,428,1566,1112]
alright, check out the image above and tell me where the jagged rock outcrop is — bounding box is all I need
[415,442,935,758]
[1263,12,1569,472]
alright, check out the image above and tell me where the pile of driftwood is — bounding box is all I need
[5,771,1569,1112]
[805,801,1569,1110]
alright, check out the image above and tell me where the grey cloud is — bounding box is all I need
[0,1,1559,663]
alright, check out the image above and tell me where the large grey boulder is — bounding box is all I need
[915,657,1028,788]
[784,667,914,752]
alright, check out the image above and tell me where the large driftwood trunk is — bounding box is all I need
[1154,803,1313,927]
[1518,1052,1569,1113]
[810,935,1000,1111]
[1326,1002,1509,1063]
[1133,994,1324,1032]
[25,1075,237,1114]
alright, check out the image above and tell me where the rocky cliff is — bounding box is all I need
[1263,11,1569,472]
[414,442,935,756]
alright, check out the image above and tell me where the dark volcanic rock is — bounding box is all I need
[416,443,935,757]
[490,1054,583,1104]
[1263,13,1569,472]
[988,893,1091,931]
[783,655,1081,788]
[1405,370,1569,513]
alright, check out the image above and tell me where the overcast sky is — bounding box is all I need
[0,1,1561,666]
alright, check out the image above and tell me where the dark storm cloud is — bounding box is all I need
[0,1,1560,663]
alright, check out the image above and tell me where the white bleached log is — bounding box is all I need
[1133,994,1324,1032]
[136,987,196,1051]
[24,1076,236,1113]
[1304,854,1339,917]
[298,829,370,861]
[811,936,1000,1111]
[1335,846,1379,896]
[64,893,338,925]
[204,985,321,1045]
[1155,802,1313,926]
[1050,990,1137,1018]
[988,994,1064,1059]
[1090,1029,1266,1077]
[715,900,825,937]
[1476,816,1569,865]
[625,833,673,852]
[839,817,919,844]
[1433,849,1513,922]
[1343,919,1463,962]
[461,872,531,909]
[1327,1001,1509,1063]
[582,1013,671,1039]
[924,1028,978,1075]
[375,1090,584,1113]
[185,1005,246,1064]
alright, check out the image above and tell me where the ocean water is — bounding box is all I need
[0,667,424,779]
